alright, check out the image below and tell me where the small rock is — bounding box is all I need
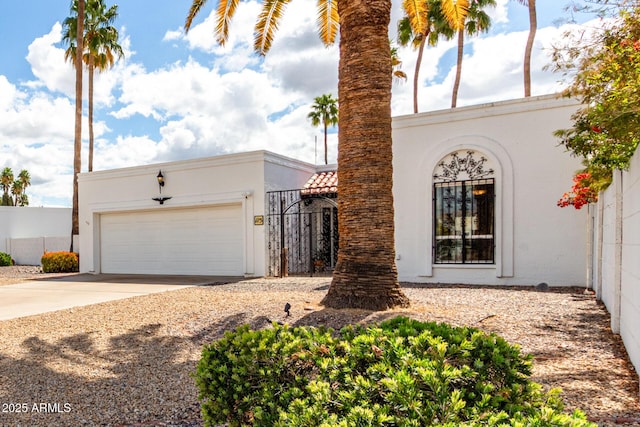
[536,282,549,292]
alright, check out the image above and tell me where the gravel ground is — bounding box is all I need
[0,266,638,426]
[0,265,75,286]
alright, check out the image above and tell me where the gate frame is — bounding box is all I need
[266,189,338,277]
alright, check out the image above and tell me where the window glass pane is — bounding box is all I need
[434,179,494,264]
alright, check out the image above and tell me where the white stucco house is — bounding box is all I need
[78,94,587,286]
[393,94,587,285]
[78,151,316,276]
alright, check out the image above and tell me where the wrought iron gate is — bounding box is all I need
[266,189,338,277]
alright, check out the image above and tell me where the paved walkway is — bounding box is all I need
[0,274,243,321]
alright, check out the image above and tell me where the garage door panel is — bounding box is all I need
[101,205,243,275]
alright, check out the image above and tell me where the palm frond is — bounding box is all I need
[402,0,429,36]
[441,0,469,31]
[185,0,208,32]
[215,0,241,46]
[254,0,291,55]
[317,0,339,46]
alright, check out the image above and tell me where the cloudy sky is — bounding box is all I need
[0,0,599,207]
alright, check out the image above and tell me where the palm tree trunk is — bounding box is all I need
[523,0,537,97]
[88,60,95,172]
[323,122,328,165]
[451,30,465,108]
[413,34,428,114]
[71,0,84,253]
[322,0,409,310]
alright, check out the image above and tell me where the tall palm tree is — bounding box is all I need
[72,0,84,252]
[11,169,31,206]
[399,0,468,113]
[1,167,14,206]
[514,0,536,97]
[63,0,123,173]
[18,169,30,190]
[15,170,31,207]
[186,0,409,310]
[11,180,23,207]
[451,0,495,108]
[308,94,339,165]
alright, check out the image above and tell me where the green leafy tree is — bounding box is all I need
[63,0,123,173]
[398,0,468,113]
[186,0,409,309]
[308,94,339,165]
[552,4,640,194]
[451,0,495,108]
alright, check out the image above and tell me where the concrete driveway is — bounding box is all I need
[0,273,244,321]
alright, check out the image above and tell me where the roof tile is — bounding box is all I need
[301,170,338,196]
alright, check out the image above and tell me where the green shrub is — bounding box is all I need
[194,316,594,427]
[41,251,79,273]
[0,252,13,266]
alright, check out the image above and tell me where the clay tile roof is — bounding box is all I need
[301,170,338,196]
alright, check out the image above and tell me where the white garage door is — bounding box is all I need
[100,205,243,275]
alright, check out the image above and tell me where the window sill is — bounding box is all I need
[432,264,496,270]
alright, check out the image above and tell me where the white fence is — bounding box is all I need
[591,148,640,381]
[5,237,72,266]
[0,207,72,265]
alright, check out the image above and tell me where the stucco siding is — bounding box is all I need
[79,151,294,276]
[392,94,587,285]
[620,148,640,376]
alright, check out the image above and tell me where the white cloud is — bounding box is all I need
[24,23,74,95]
[0,91,75,146]
[488,0,511,25]
[24,22,129,108]
[175,0,261,65]
[0,76,24,111]
[94,135,159,171]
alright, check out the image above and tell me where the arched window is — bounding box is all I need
[433,150,495,264]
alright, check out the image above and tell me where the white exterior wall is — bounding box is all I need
[0,207,71,264]
[78,151,314,276]
[7,237,71,265]
[597,147,640,378]
[621,150,640,375]
[598,172,622,320]
[392,94,587,285]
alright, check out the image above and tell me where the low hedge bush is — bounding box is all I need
[0,251,13,266]
[41,251,79,273]
[194,316,594,427]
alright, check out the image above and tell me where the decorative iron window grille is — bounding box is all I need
[433,178,495,264]
[433,150,494,182]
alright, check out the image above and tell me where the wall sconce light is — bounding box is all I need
[152,170,172,205]
[157,170,165,189]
